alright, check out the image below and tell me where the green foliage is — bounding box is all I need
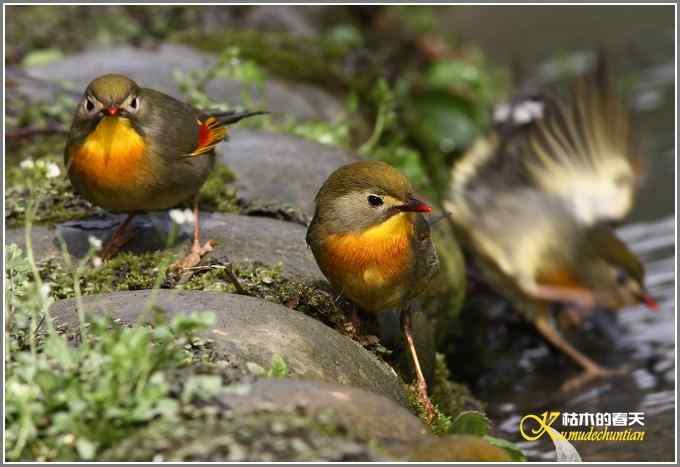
[21,48,64,67]
[5,243,221,460]
[358,78,398,156]
[174,47,267,111]
[451,411,491,436]
[484,435,527,462]
[173,28,367,92]
[281,118,352,149]
[197,164,239,213]
[266,354,290,379]
[40,251,176,300]
[5,149,97,228]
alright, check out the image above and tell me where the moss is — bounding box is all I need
[430,353,484,422]
[404,353,483,436]
[172,29,372,93]
[5,152,98,228]
[101,410,384,462]
[197,164,240,213]
[40,251,178,300]
[179,260,350,334]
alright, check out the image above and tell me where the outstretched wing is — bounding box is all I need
[522,60,641,225]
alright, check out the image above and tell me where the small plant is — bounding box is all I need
[174,47,267,111]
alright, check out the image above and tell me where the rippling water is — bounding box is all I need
[443,5,675,461]
[486,216,675,462]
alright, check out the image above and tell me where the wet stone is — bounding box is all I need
[12,44,345,122]
[49,290,409,407]
[6,211,323,282]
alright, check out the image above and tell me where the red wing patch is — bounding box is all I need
[190,117,228,156]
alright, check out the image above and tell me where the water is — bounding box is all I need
[442,6,675,462]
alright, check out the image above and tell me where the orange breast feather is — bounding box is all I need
[321,213,415,309]
[70,117,149,194]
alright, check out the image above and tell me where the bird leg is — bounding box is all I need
[100,213,136,260]
[343,304,362,338]
[401,304,436,423]
[534,316,626,392]
[171,196,216,270]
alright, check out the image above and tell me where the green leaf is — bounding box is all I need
[484,435,527,462]
[44,334,75,370]
[266,354,289,379]
[451,410,491,436]
[426,60,481,89]
[22,48,64,67]
[171,311,216,334]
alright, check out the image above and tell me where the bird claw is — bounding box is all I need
[560,364,628,392]
[171,239,216,270]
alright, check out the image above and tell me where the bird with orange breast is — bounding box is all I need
[306,160,441,421]
[445,59,658,390]
[64,73,266,267]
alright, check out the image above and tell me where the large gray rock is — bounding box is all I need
[12,44,344,122]
[6,212,323,281]
[49,290,409,407]
[222,130,357,216]
[214,379,428,444]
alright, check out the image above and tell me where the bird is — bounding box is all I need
[64,73,266,268]
[306,160,441,421]
[445,58,658,391]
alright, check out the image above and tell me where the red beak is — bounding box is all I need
[639,292,659,311]
[105,106,119,116]
[398,196,432,213]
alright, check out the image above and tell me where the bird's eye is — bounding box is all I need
[129,96,139,110]
[367,195,384,207]
[84,97,96,113]
[616,269,628,285]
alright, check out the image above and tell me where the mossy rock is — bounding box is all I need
[210,379,429,445]
[101,411,385,462]
[15,44,345,122]
[6,211,323,281]
[49,290,409,407]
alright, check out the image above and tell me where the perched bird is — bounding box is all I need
[306,161,440,421]
[64,73,266,267]
[445,60,658,390]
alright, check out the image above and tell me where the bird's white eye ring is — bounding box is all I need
[84,96,97,114]
[127,95,140,113]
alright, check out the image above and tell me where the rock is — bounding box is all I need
[404,435,512,462]
[242,6,325,37]
[49,290,409,406]
[222,130,357,216]
[12,44,344,122]
[213,379,429,444]
[6,212,323,281]
[102,411,385,462]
